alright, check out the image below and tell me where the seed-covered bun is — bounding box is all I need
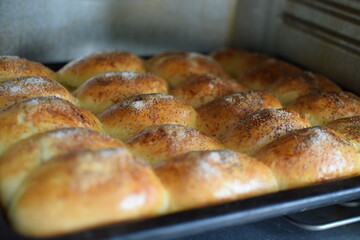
[98,93,197,141]
[0,96,103,155]
[8,148,168,237]
[74,72,169,115]
[197,91,282,137]
[127,124,223,166]
[171,73,247,108]
[288,91,360,126]
[0,128,124,207]
[155,150,278,212]
[267,72,342,105]
[0,56,56,82]
[57,51,145,89]
[255,127,360,190]
[0,76,78,110]
[220,108,311,155]
[147,52,229,88]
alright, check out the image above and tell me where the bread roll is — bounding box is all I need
[0,76,78,110]
[127,124,224,166]
[147,51,229,88]
[98,93,197,141]
[57,51,145,89]
[74,72,169,115]
[326,116,360,152]
[220,108,311,155]
[171,73,247,108]
[197,91,282,137]
[0,128,124,207]
[0,56,55,82]
[0,96,103,155]
[8,148,168,237]
[239,59,302,90]
[254,127,360,190]
[288,91,360,126]
[267,72,341,105]
[155,150,278,212]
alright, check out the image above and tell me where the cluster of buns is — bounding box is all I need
[0,49,359,237]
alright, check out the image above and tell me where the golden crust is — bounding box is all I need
[171,73,248,108]
[220,108,311,155]
[0,128,123,207]
[127,124,224,166]
[288,91,360,126]
[74,72,169,115]
[98,93,197,141]
[254,127,360,190]
[155,150,278,212]
[0,56,56,82]
[8,148,168,237]
[57,51,146,88]
[196,90,282,137]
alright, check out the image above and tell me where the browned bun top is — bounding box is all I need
[0,96,103,154]
[196,90,282,137]
[8,148,168,237]
[56,51,146,88]
[239,59,302,90]
[254,126,360,190]
[0,76,78,110]
[0,127,124,207]
[288,91,360,126]
[155,150,278,212]
[0,56,56,82]
[74,72,169,115]
[210,48,271,78]
[171,73,248,108]
[268,72,342,105]
[98,93,197,141]
[326,116,360,151]
[127,124,224,166]
[147,51,229,88]
[220,108,311,155]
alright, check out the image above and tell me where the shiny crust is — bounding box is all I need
[255,127,360,190]
[0,76,78,110]
[171,73,247,108]
[0,96,103,155]
[196,91,282,137]
[127,124,224,166]
[57,51,146,88]
[74,72,169,115]
[0,128,124,207]
[8,148,168,237]
[98,93,197,141]
[147,52,229,88]
[220,108,311,155]
[0,56,56,82]
[155,150,278,212]
[288,91,360,126]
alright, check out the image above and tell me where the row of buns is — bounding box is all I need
[0,49,359,237]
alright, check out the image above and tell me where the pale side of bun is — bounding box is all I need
[197,91,282,137]
[74,72,169,115]
[0,128,124,207]
[0,76,78,110]
[254,127,360,190]
[220,108,311,155]
[0,56,56,82]
[57,51,146,89]
[171,73,247,108]
[127,124,224,166]
[155,150,278,212]
[0,97,103,155]
[8,148,168,237]
[98,93,197,141]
